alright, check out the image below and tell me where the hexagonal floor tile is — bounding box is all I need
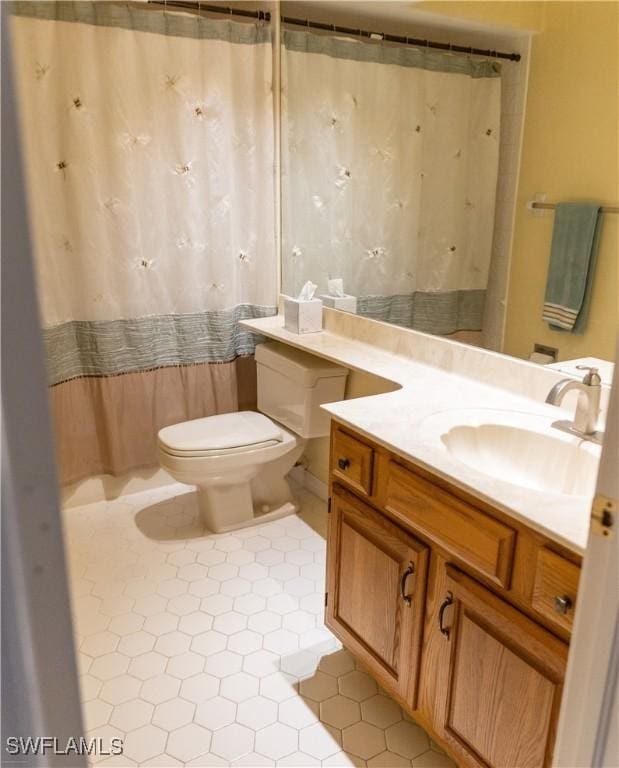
[121,724,168,763]
[211,723,255,762]
[385,721,430,760]
[367,750,412,768]
[142,612,179,636]
[90,652,130,681]
[167,651,205,679]
[110,698,154,731]
[321,695,361,730]
[178,612,214,636]
[167,723,213,763]
[152,697,195,730]
[237,696,278,730]
[255,722,298,761]
[278,696,319,729]
[117,630,156,658]
[299,672,338,703]
[191,630,228,657]
[338,670,378,702]
[243,650,280,678]
[227,629,262,656]
[81,631,120,658]
[213,612,247,636]
[168,594,201,617]
[298,723,341,760]
[204,650,242,678]
[179,672,220,704]
[140,673,181,704]
[83,698,112,730]
[412,748,457,767]
[361,694,403,729]
[155,630,192,657]
[219,672,259,703]
[318,649,355,678]
[127,651,167,680]
[342,721,386,760]
[195,696,237,730]
[99,675,142,705]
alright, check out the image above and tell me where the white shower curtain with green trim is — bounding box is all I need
[10,2,277,483]
[281,29,501,334]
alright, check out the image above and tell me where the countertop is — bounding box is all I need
[241,312,603,555]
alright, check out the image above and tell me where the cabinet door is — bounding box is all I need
[438,566,568,768]
[326,486,428,705]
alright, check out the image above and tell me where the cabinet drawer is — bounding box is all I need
[532,548,580,632]
[385,461,516,588]
[331,429,374,496]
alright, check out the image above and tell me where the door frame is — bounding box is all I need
[553,338,619,768]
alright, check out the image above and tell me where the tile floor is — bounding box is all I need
[64,481,455,768]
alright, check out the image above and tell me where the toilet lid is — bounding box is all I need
[158,411,283,455]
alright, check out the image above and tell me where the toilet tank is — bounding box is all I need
[255,342,348,438]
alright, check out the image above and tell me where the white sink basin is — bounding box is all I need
[424,409,600,498]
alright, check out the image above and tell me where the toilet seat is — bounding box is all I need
[158,411,284,458]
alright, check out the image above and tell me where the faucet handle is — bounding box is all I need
[576,365,601,385]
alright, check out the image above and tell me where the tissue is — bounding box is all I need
[283,282,323,334]
[320,278,357,314]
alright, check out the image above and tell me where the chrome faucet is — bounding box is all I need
[545,365,604,443]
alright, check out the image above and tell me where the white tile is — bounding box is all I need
[195,696,237,730]
[154,630,192,656]
[168,594,201,617]
[248,611,282,635]
[214,536,243,553]
[179,673,220,704]
[90,652,130,681]
[282,611,315,634]
[255,723,298,761]
[109,698,153,731]
[178,611,214,636]
[318,650,355,678]
[243,650,281,678]
[197,550,227,567]
[269,563,299,582]
[108,613,145,635]
[213,612,247,636]
[118,631,156,658]
[167,651,205,679]
[142,612,179,636]
[201,594,234,616]
[167,723,213,763]
[259,672,297,703]
[81,631,120,658]
[167,549,197,567]
[219,671,259,703]
[338,671,378,702]
[254,578,284,597]
[83,698,113,730]
[237,696,278,730]
[255,549,285,567]
[299,672,338,703]
[140,673,181,705]
[298,723,341,760]
[122,725,168,763]
[209,563,240,582]
[79,674,103,702]
[267,594,299,616]
[280,650,319,679]
[220,577,252,597]
[204,650,243,678]
[157,578,189,598]
[264,629,299,655]
[189,577,221,598]
[178,563,210,582]
[191,630,228,656]
[99,675,142,706]
[278,696,319,729]
[227,629,262,655]
[134,594,168,618]
[127,651,168,680]
[211,723,255,762]
[276,751,320,766]
[152,697,195,730]
[234,752,275,767]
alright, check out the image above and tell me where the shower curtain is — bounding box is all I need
[282,29,501,334]
[10,2,277,484]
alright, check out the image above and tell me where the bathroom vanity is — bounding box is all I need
[327,421,578,768]
[241,309,606,768]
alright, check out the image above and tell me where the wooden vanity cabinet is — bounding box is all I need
[326,422,580,768]
[326,486,428,705]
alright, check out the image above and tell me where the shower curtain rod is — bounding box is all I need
[146,1,521,62]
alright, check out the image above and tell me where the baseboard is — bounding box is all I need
[289,465,329,501]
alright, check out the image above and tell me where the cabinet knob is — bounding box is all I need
[338,457,351,471]
[554,595,573,615]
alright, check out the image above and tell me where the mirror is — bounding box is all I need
[280,1,618,363]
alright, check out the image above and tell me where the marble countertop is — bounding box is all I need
[241,312,602,555]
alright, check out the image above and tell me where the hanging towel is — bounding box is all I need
[542,202,603,332]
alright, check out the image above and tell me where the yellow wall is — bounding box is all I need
[418,1,543,31]
[504,1,618,362]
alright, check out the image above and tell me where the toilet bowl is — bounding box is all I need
[158,342,348,533]
[159,411,307,533]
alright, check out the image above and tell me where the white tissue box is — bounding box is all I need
[319,294,357,314]
[284,297,323,334]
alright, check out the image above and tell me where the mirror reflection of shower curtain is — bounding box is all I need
[281,29,501,335]
[10,2,277,484]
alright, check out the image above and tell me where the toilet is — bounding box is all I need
[158,342,348,533]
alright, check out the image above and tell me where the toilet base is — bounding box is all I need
[195,474,300,534]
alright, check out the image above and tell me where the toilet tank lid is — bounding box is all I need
[158,412,283,453]
[255,342,348,386]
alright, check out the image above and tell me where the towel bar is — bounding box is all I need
[529,201,619,213]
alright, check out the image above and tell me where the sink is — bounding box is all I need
[425,409,600,498]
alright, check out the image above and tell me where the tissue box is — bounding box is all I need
[319,294,357,314]
[284,297,323,334]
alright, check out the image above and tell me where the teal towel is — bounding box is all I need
[542,202,602,333]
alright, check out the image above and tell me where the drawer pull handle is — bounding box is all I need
[400,562,415,606]
[338,458,351,471]
[439,592,454,639]
[554,595,573,615]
